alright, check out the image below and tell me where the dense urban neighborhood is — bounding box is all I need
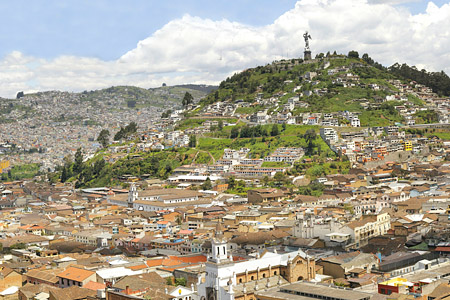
[2,53,450,300]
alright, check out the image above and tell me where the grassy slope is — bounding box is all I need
[200,57,405,126]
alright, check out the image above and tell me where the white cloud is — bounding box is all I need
[1,0,450,97]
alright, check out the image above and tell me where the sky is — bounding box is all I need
[0,0,450,97]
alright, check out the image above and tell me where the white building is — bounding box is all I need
[320,128,338,143]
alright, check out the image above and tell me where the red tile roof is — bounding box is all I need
[57,267,95,282]
[168,255,206,264]
[83,281,106,291]
[435,246,450,252]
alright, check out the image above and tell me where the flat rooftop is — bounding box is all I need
[402,261,450,282]
[255,282,372,300]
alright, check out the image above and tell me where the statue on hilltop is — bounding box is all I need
[303,31,312,60]
[303,31,312,51]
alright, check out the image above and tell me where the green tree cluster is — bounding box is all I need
[389,63,450,96]
[182,92,194,106]
[114,122,138,141]
[189,135,197,147]
[303,129,317,156]
[201,177,212,190]
[97,129,110,148]
[229,125,279,139]
[161,109,172,118]
[348,50,359,58]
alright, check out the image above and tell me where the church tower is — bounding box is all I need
[211,238,228,263]
[198,237,235,300]
[128,183,138,208]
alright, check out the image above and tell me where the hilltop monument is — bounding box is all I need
[303,31,312,60]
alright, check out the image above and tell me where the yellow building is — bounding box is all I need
[378,277,413,295]
[404,141,412,151]
[0,160,10,174]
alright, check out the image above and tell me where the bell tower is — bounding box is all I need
[128,183,138,208]
[211,238,228,263]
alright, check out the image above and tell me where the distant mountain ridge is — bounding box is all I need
[13,84,215,102]
[172,84,218,94]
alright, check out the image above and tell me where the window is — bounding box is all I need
[274,271,277,275]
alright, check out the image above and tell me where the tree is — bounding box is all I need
[348,50,359,59]
[161,109,172,118]
[303,129,317,155]
[362,53,374,65]
[10,243,26,250]
[182,92,194,106]
[282,123,287,132]
[175,277,187,287]
[271,124,279,136]
[125,122,137,134]
[16,91,24,99]
[114,122,137,141]
[227,176,236,189]
[273,172,288,186]
[218,120,224,131]
[189,135,197,147]
[201,177,212,190]
[114,127,124,141]
[73,148,84,175]
[230,126,240,138]
[97,129,110,148]
[166,277,174,285]
[93,158,106,176]
[60,165,68,182]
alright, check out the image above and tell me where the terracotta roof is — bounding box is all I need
[293,195,318,203]
[435,247,450,252]
[145,259,164,268]
[0,266,15,277]
[49,286,96,300]
[178,229,193,235]
[168,254,206,264]
[145,255,207,269]
[57,266,95,282]
[83,281,106,291]
[347,215,377,229]
[19,283,59,299]
[25,269,59,283]
[428,283,450,299]
[113,272,166,291]
[230,230,289,245]
[19,224,45,230]
[129,264,148,271]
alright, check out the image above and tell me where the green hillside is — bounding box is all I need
[81,85,209,108]
[198,54,417,126]
[51,53,450,189]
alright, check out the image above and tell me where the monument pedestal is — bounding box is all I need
[304,50,312,61]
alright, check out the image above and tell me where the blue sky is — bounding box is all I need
[0,0,445,61]
[0,0,298,60]
[1,0,450,97]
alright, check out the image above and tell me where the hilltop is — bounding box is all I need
[196,54,431,127]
